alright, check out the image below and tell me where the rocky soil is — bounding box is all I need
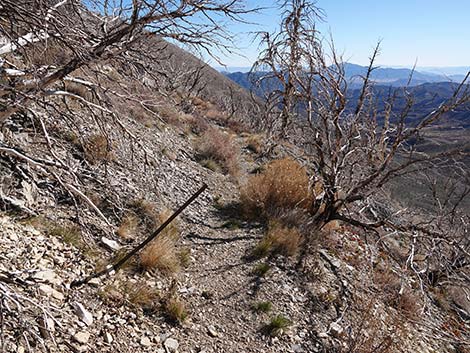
[1,115,466,353]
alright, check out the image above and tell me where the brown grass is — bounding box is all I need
[164,296,188,323]
[138,209,181,274]
[253,221,302,258]
[84,134,112,164]
[240,158,311,219]
[245,134,264,154]
[140,236,181,274]
[195,127,239,176]
[127,281,160,310]
[117,214,139,240]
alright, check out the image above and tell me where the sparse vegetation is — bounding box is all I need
[252,221,302,259]
[264,315,291,337]
[117,214,139,240]
[195,127,240,176]
[245,134,264,154]
[127,282,160,310]
[240,158,311,220]
[252,301,272,313]
[84,134,112,164]
[252,263,270,277]
[164,296,188,323]
[139,235,181,274]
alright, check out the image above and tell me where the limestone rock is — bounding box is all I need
[164,337,179,352]
[72,302,94,326]
[74,331,90,344]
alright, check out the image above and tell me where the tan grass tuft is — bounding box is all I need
[117,214,139,240]
[140,236,181,274]
[253,221,302,258]
[240,158,311,219]
[195,127,239,177]
[84,134,112,164]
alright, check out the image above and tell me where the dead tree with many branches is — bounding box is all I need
[251,0,470,342]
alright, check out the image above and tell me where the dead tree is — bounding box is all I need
[252,0,470,306]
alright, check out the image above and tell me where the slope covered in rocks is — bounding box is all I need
[0,29,469,353]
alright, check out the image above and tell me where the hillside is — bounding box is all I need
[1,2,469,353]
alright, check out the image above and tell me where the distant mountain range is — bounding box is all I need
[222,66,470,131]
[222,63,468,89]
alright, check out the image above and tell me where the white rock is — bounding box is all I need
[74,331,90,344]
[39,284,64,301]
[207,325,218,337]
[329,323,343,338]
[88,278,101,287]
[72,302,94,326]
[101,237,121,251]
[103,331,113,344]
[140,336,151,347]
[33,270,60,284]
[164,338,179,352]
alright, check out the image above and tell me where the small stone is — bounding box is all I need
[164,338,179,352]
[329,323,343,338]
[74,331,90,344]
[140,336,151,347]
[72,302,94,326]
[292,344,303,352]
[88,278,101,287]
[318,332,329,339]
[103,331,113,344]
[101,237,121,251]
[207,325,218,337]
[33,270,59,284]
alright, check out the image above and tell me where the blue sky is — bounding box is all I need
[212,0,470,68]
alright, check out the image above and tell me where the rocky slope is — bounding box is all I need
[0,39,468,353]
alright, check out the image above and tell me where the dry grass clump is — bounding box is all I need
[127,282,160,310]
[129,199,160,229]
[245,134,264,154]
[138,209,181,274]
[195,127,239,176]
[140,236,181,274]
[84,134,112,164]
[164,296,188,323]
[117,214,140,240]
[252,221,303,259]
[240,158,311,219]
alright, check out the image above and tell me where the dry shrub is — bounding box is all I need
[164,296,188,323]
[184,115,209,135]
[205,108,226,121]
[226,119,251,134]
[139,209,181,274]
[27,40,70,66]
[340,299,408,353]
[253,221,302,258]
[84,134,112,164]
[117,214,139,240]
[240,158,311,219]
[159,104,183,126]
[245,134,264,154]
[195,127,239,176]
[140,236,180,274]
[374,267,421,319]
